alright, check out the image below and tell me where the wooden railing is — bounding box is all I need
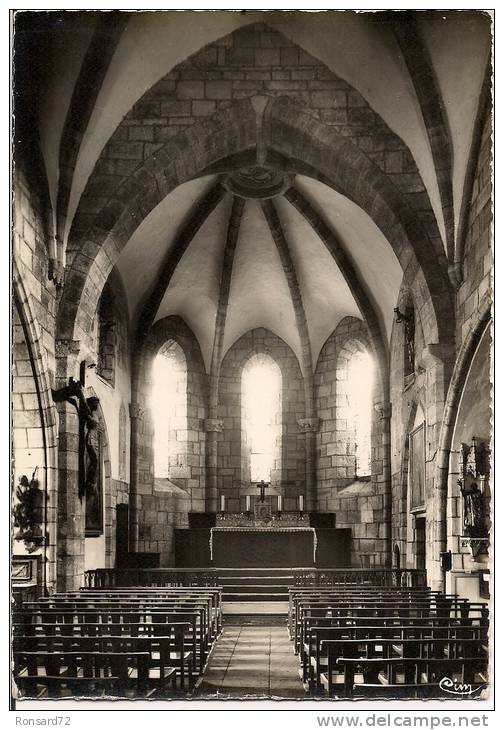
[84,567,427,589]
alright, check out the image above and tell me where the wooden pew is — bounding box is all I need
[13,650,165,699]
[302,623,488,691]
[13,622,194,692]
[316,637,487,695]
[39,589,222,642]
[288,587,437,637]
[327,656,488,698]
[76,587,223,635]
[18,603,211,671]
[294,600,488,654]
[289,590,457,642]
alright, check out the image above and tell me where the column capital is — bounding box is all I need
[129,403,145,420]
[374,402,392,420]
[297,417,320,433]
[204,418,224,433]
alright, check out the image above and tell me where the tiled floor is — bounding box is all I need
[196,625,306,699]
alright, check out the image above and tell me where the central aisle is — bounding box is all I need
[196,625,306,699]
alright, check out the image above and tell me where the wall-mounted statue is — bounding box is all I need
[394,306,415,376]
[458,437,489,557]
[12,469,45,553]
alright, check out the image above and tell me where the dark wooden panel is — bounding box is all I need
[212,530,315,567]
[314,528,352,567]
[175,529,211,567]
[309,513,336,528]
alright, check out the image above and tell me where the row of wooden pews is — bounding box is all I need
[13,586,222,699]
[288,585,489,699]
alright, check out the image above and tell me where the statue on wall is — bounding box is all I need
[394,306,415,376]
[458,437,489,557]
[12,468,45,553]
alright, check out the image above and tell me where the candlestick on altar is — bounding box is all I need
[277,495,283,513]
[246,495,251,512]
[220,495,225,512]
[299,494,304,513]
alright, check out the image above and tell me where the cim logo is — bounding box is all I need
[439,677,483,696]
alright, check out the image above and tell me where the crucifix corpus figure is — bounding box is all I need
[257,480,270,503]
[52,361,100,501]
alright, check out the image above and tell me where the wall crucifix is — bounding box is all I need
[52,361,100,501]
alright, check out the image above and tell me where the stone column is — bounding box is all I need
[374,401,392,567]
[297,417,320,512]
[419,343,454,592]
[128,402,145,553]
[55,339,84,592]
[205,418,224,512]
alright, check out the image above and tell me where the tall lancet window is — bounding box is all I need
[242,354,282,483]
[341,349,374,478]
[150,341,187,479]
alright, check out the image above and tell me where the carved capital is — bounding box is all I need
[297,417,320,433]
[448,262,463,290]
[129,403,145,420]
[48,258,65,288]
[374,402,392,420]
[204,418,224,433]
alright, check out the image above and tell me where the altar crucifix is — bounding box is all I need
[257,480,270,503]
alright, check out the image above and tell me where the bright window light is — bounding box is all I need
[150,341,187,479]
[343,350,374,477]
[242,354,281,483]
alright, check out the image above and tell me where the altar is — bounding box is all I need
[210,526,316,567]
[175,514,351,568]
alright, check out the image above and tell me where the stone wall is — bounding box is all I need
[69,21,443,285]
[218,328,306,513]
[456,105,492,349]
[388,102,492,587]
[13,164,59,591]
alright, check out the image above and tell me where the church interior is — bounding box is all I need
[12,10,492,702]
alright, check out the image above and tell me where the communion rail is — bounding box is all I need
[84,567,427,589]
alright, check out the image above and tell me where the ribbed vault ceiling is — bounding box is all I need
[33,11,491,254]
[17,10,492,372]
[116,171,400,371]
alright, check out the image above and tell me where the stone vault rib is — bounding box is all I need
[260,197,317,511]
[206,195,245,512]
[392,13,455,268]
[134,181,227,347]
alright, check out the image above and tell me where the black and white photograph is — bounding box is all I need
[10,6,494,712]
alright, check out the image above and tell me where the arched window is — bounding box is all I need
[242,354,282,484]
[339,347,374,478]
[150,340,187,479]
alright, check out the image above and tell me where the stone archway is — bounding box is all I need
[57,97,453,353]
